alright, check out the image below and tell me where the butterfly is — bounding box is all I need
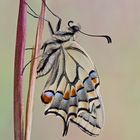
[36,20,111,136]
[26,1,111,137]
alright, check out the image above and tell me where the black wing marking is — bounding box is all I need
[37,48,61,78]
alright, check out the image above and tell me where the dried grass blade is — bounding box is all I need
[25,1,46,140]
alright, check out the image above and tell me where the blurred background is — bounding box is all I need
[0,0,140,140]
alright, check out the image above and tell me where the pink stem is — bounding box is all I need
[14,0,27,140]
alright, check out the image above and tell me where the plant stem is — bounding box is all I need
[14,0,27,140]
[24,1,46,140]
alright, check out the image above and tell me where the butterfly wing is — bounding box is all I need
[37,41,61,79]
[38,41,105,136]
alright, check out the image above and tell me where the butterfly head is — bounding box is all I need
[68,20,81,33]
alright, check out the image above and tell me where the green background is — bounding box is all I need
[0,0,140,140]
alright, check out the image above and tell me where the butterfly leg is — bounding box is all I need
[25,2,55,35]
[22,53,42,75]
[56,18,62,31]
[41,0,62,32]
[25,48,34,51]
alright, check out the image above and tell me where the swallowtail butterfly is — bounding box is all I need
[27,2,112,136]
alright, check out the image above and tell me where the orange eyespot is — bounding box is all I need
[93,78,97,84]
[41,93,53,104]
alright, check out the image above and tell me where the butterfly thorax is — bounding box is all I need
[52,30,76,42]
[41,25,80,52]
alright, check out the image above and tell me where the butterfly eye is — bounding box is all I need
[73,25,80,32]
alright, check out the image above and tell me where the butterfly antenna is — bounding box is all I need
[42,0,61,20]
[79,30,112,44]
